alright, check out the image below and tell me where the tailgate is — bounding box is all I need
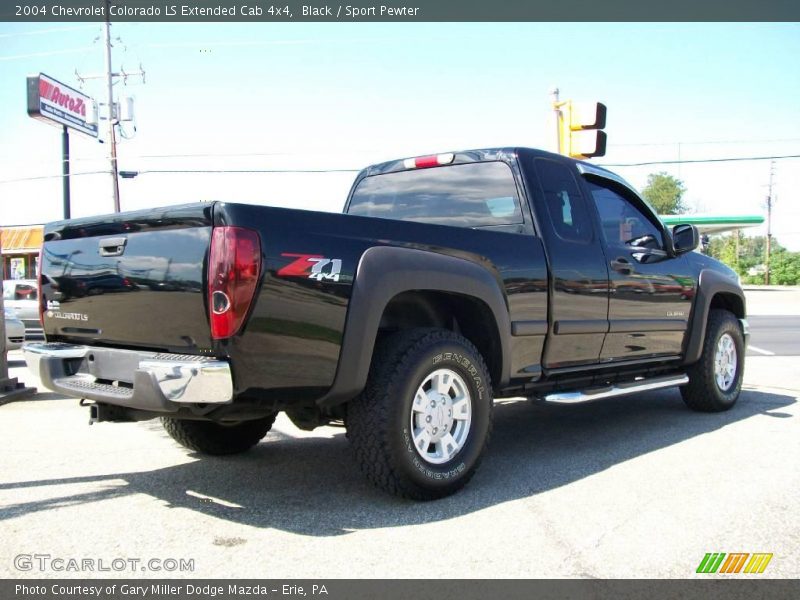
[41,204,215,354]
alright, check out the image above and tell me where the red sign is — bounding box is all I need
[27,73,98,137]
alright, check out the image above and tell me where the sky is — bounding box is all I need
[1,22,799,249]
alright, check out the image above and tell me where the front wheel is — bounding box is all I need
[681,309,745,412]
[347,328,493,500]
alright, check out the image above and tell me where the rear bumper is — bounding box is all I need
[24,343,233,412]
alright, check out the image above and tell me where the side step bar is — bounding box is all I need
[543,374,689,404]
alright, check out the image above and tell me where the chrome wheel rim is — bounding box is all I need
[714,333,737,391]
[409,368,472,465]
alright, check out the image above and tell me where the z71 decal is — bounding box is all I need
[278,253,343,282]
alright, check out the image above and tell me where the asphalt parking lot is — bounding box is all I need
[1,288,798,579]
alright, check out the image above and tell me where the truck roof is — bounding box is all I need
[358,146,621,180]
[351,146,657,226]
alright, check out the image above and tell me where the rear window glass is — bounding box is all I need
[348,161,523,228]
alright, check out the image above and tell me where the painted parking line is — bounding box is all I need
[748,345,776,356]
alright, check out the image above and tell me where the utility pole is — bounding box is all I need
[61,126,71,219]
[104,1,120,212]
[765,160,774,285]
[550,87,561,154]
[77,10,144,213]
[735,228,741,272]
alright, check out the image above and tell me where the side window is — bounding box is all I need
[534,158,592,244]
[586,181,664,250]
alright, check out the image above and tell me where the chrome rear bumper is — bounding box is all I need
[24,343,233,412]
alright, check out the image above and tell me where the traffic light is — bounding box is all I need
[554,101,607,159]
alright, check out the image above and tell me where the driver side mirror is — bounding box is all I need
[672,224,699,254]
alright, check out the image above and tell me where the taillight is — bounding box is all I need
[208,226,261,339]
[403,153,455,169]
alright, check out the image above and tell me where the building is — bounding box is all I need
[1,225,43,280]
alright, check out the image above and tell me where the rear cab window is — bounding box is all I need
[533,158,593,244]
[347,161,524,229]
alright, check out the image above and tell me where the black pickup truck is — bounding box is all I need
[25,147,748,500]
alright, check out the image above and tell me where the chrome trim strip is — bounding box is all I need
[543,374,688,404]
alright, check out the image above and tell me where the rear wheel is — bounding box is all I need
[681,309,744,412]
[161,414,276,455]
[347,328,493,500]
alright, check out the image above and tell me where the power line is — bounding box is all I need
[141,36,413,50]
[0,168,360,185]
[0,25,96,39]
[135,150,342,159]
[6,143,800,168]
[609,137,800,147]
[126,168,361,175]
[7,148,800,169]
[600,154,800,167]
[0,149,380,164]
[0,46,95,62]
[4,154,800,185]
[0,171,110,184]
[5,154,800,184]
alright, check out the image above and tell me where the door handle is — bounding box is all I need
[99,236,127,257]
[610,257,632,275]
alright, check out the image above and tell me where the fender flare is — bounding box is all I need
[682,268,746,365]
[316,246,511,407]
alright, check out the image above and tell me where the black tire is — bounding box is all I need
[681,309,745,412]
[161,414,276,455]
[347,328,493,500]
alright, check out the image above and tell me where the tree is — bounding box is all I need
[770,251,800,286]
[707,234,738,270]
[641,172,688,215]
[706,234,799,285]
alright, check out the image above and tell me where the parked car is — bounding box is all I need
[25,147,748,500]
[3,306,25,351]
[3,279,43,339]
